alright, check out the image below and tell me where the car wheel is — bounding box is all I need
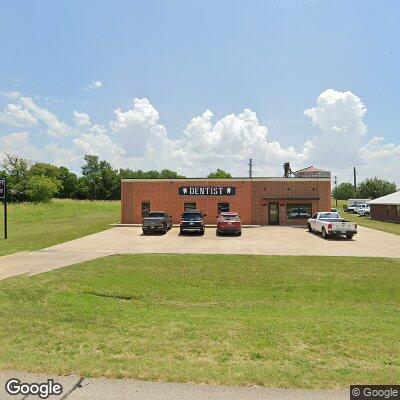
[179,228,184,235]
[364,212,370,217]
[322,227,328,239]
[237,231,242,236]
[346,234,353,240]
[162,225,167,234]
[216,229,220,236]
[200,229,205,236]
[307,223,312,233]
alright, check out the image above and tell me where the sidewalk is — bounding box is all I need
[0,371,348,400]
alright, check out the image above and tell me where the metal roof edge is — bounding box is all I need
[121,177,331,182]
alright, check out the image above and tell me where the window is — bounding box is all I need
[218,202,230,213]
[141,202,150,217]
[286,204,312,219]
[184,202,196,211]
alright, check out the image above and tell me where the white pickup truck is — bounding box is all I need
[307,212,357,240]
[356,204,371,217]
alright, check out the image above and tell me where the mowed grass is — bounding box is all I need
[0,199,120,256]
[0,254,398,388]
[333,199,400,236]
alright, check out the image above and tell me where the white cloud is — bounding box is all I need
[0,103,38,127]
[73,111,91,127]
[0,90,398,183]
[19,96,73,137]
[82,80,103,91]
[1,91,21,99]
[110,98,176,159]
[181,108,306,175]
[303,89,368,168]
[74,131,126,161]
[0,132,81,169]
[304,89,367,136]
[358,136,400,180]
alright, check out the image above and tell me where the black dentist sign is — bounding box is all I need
[179,186,236,196]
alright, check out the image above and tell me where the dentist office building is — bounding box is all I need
[121,166,331,226]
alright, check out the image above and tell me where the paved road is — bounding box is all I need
[0,371,348,400]
[0,225,399,281]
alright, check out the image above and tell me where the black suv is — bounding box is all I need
[180,210,206,235]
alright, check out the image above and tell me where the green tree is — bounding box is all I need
[332,182,356,200]
[207,169,232,178]
[118,168,185,180]
[81,155,119,200]
[357,178,397,199]
[1,154,31,202]
[57,167,79,198]
[27,175,59,203]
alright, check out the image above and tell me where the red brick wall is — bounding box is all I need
[251,180,331,225]
[121,178,331,225]
[371,204,400,223]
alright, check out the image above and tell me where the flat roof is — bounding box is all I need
[121,177,331,182]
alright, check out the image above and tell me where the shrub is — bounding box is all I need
[27,176,60,203]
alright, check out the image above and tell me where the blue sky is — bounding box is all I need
[0,0,399,183]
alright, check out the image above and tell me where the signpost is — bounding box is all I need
[0,178,7,239]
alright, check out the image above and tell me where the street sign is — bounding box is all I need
[0,178,5,199]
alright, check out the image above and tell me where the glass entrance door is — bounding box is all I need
[268,202,279,225]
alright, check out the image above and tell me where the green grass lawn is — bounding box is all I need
[0,254,398,388]
[0,199,120,256]
[333,199,400,236]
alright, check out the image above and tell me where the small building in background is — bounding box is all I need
[368,191,400,223]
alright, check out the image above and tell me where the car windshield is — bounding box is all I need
[182,213,202,221]
[147,212,165,218]
[319,212,340,219]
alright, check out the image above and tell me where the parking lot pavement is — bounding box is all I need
[0,371,348,400]
[0,225,399,281]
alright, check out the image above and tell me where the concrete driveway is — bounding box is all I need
[0,225,399,281]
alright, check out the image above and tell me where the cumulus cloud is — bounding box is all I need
[303,89,368,168]
[181,108,306,175]
[304,89,367,135]
[0,103,38,127]
[82,80,103,91]
[74,126,126,161]
[73,111,91,127]
[0,89,399,183]
[358,136,400,179]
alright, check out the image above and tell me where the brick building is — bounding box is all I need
[121,168,331,225]
[369,191,400,223]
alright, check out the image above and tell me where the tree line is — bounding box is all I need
[0,154,187,203]
[0,154,233,203]
[2,153,394,203]
[332,179,397,201]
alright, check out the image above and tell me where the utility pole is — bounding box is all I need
[334,175,338,207]
[353,166,357,195]
[248,158,253,178]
